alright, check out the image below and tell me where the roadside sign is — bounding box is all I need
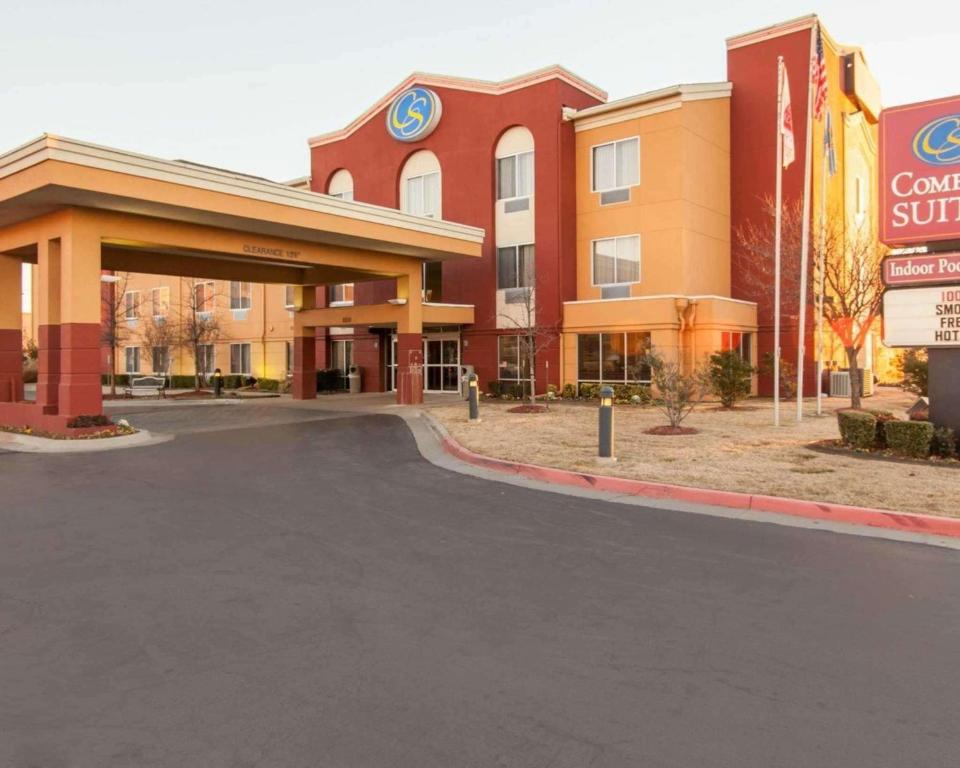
[883,285,960,347]
[883,252,960,287]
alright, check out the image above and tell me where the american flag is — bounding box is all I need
[810,24,828,121]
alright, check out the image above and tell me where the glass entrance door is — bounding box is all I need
[388,333,460,393]
[424,334,460,393]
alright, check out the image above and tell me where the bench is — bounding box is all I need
[124,375,167,399]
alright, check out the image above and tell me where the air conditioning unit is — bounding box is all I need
[829,369,873,398]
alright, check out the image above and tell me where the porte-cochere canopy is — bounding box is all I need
[0,135,483,432]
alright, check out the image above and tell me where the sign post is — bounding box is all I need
[879,96,960,433]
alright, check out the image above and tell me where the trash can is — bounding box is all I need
[347,365,362,394]
[459,364,475,399]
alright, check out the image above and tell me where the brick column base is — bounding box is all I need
[292,335,317,400]
[57,323,103,417]
[0,328,23,403]
[396,332,423,406]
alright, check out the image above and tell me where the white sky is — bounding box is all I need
[2,0,956,182]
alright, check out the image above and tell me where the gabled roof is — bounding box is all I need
[307,65,608,148]
[563,82,732,130]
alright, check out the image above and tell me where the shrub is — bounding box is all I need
[561,383,576,400]
[709,350,754,408]
[837,409,877,450]
[257,378,280,392]
[316,368,342,392]
[578,383,599,399]
[612,383,652,404]
[931,426,958,460]
[102,374,131,386]
[22,365,38,384]
[897,349,928,396]
[760,352,797,399]
[221,374,247,389]
[169,375,201,389]
[487,381,501,398]
[67,414,113,428]
[865,408,897,449]
[884,420,934,458]
[645,348,711,428]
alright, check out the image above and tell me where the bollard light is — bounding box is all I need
[468,373,481,423]
[598,385,615,462]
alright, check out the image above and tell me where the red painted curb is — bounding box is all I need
[441,435,960,540]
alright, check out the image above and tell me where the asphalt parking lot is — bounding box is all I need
[1,402,958,767]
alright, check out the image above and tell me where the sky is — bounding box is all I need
[2,0,957,184]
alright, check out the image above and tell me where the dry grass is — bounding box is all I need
[428,388,960,517]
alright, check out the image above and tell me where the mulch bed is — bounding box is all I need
[807,439,960,468]
[644,425,699,436]
[507,405,550,414]
[166,390,216,400]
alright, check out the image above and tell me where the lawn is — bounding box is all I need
[427,388,960,518]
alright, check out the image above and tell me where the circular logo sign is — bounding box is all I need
[386,87,442,142]
[912,114,960,166]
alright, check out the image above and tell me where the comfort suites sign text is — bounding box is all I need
[880,95,960,245]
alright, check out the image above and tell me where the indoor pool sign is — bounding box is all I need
[386,87,442,142]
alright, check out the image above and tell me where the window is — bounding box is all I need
[124,346,140,374]
[284,285,296,309]
[151,286,170,318]
[592,137,639,192]
[328,284,355,305]
[721,331,752,365]
[230,281,252,311]
[230,343,251,375]
[422,263,442,302]
[497,151,534,200]
[123,290,140,320]
[497,244,535,290]
[285,341,293,374]
[592,235,640,286]
[151,346,169,374]
[577,332,651,384]
[404,172,440,218]
[194,281,215,314]
[498,335,531,381]
[328,169,354,200]
[331,339,353,376]
[197,344,215,375]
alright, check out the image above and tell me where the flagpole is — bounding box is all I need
[816,116,828,416]
[796,25,817,422]
[774,56,784,427]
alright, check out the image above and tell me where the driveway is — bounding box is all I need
[1,403,958,767]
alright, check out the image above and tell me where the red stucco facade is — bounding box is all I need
[309,76,602,392]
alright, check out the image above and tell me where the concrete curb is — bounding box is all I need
[0,428,174,453]
[432,417,960,541]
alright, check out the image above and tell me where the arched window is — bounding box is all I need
[496,126,534,203]
[327,169,354,201]
[399,150,441,218]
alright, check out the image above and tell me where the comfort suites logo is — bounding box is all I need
[386,87,442,142]
[880,95,960,245]
[912,114,960,166]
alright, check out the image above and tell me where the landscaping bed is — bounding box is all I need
[427,387,960,517]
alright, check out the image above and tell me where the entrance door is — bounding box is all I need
[423,333,460,393]
[388,333,460,392]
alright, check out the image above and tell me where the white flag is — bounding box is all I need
[779,63,795,168]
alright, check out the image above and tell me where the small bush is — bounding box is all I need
[865,408,897,449]
[612,383,652,404]
[931,427,958,460]
[102,374,131,386]
[169,374,200,389]
[709,350,754,408]
[897,349,928,396]
[487,381,501,398]
[67,414,113,428]
[578,383,599,399]
[561,383,576,400]
[256,378,280,392]
[837,410,877,450]
[884,420,934,459]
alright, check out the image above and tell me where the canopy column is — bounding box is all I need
[395,270,423,406]
[292,285,318,400]
[0,253,23,403]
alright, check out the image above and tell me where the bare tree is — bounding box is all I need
[496,286,559,406]
[735,197,885,410]
[141,312,177,379]
[819,229,885,409]
[642,348,711,429]
[101,272,135,397]
[178,278,224,390]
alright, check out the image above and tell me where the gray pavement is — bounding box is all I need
[1,403,958,767]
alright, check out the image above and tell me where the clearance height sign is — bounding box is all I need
[879,96,960,245]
